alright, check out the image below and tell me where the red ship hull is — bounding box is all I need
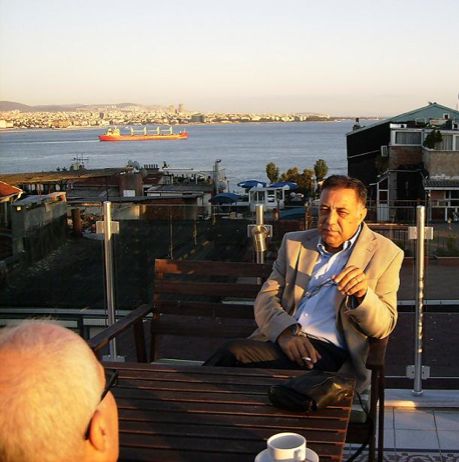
[99,132,188,141]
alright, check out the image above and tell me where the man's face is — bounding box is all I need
[318,187,367,252]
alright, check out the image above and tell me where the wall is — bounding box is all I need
[347,122,390,186]
[388,146,423,169]
[118,173,143,196]
[11,194,67,260]
[423,149,459,177]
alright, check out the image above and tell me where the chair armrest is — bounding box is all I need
[88,304,152,355]
[365,336,389,370]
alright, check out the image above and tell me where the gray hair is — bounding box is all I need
[0,321,102,462]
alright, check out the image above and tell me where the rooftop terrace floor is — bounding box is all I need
[345,398,459,460]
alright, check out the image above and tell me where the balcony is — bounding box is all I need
[1,202,459,459]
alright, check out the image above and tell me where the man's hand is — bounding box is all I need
[277,329,321,368]
[333,265,368,303]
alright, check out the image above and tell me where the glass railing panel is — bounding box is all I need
[4,193,457,382]
[387,220,459,380]
[0,200,106,339]
[110,203,256,310]
[420,221,459,379]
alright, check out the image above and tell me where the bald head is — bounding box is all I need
[0,321,118,462]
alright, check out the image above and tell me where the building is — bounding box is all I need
[0,181,23,229]
[346,102,459,222]
[11,192,67,262]
[0,182,24,260]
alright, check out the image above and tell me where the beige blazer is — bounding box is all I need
[250,223,404,391]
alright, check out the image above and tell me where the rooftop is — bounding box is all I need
[348,102,459,136]
[0,168,126,186]
[0,180,22,198]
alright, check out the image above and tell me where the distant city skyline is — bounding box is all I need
[1,0,458,117]
[0,99,381,117]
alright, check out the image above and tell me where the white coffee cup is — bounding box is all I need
[267,432,306,461]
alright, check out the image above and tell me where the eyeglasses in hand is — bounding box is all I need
[304,278,337,299]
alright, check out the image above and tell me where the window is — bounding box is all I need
[438,135,453,150]
[394,131,422,145]
[254,191,265,202]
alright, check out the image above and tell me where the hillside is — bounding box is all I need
[0,101,167,112]
[0,101,33,111]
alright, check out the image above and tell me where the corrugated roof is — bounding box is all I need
[0,181,23,198]
[14,192,66,206]
[424,178,459,189]
[347,102,459,136]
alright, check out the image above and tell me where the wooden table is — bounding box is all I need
[104,362,354,462]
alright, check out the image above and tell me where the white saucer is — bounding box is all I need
[254,447,319,462]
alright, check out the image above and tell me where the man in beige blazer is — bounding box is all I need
[205,175,404,392]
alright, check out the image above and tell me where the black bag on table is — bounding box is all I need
[268,370,353,412]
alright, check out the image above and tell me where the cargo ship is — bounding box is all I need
[99,126,188,141]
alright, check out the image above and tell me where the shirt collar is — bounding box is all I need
[317,224,362,256]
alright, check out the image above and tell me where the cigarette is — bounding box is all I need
[302,356,312,362]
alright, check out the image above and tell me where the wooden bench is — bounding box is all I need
[150,259,272,361]
[88,259,272,362]
[88,258,387,462]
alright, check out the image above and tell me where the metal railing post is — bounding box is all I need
[406,205,433,394]
[413,205,425,395]
[103,202,117,360]
[96,201,122,362]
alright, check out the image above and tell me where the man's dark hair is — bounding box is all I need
[321,175,367,205]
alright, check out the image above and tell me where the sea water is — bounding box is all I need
[0,120,365,190]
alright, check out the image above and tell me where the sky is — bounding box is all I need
[0,0,458,116]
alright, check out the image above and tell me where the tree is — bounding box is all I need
[280,167,314,196]
[280,167,300,183]
[266,162,280,183]
[303,168,315,195]
[314,159,328,181]
[423,129,443,149]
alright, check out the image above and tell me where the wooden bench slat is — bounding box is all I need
[155,259,272,278]
[118,407,348,430]
[151,319,255,338]
[119,420,345,442]
[118,446,338,462]
[117,374,288,388]
[105,361,303,379]
[120,434,342,459]
[115,397,349,421]
[118,447,256,462]
[116,388,272,404]
[154,301,255,318]
[155,280,262,298]
[117,379,268,392]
